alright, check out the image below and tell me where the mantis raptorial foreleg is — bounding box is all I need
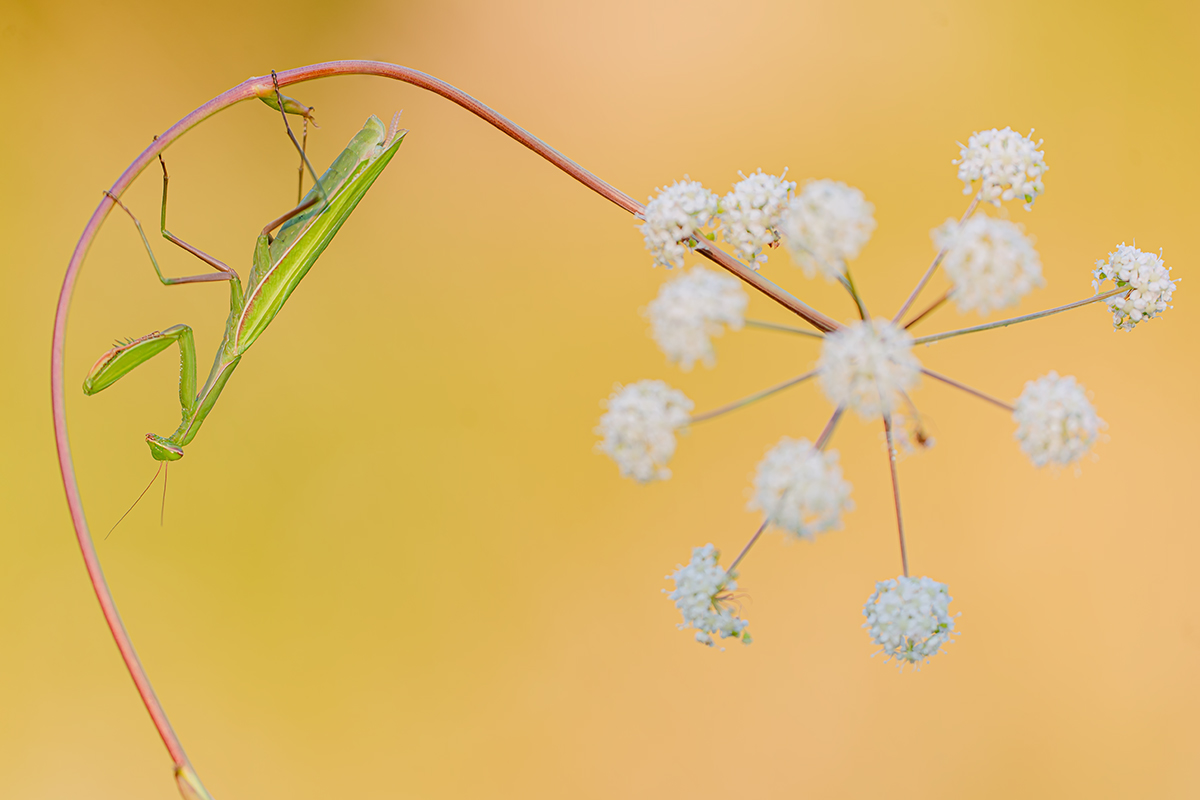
[84,324,198,415]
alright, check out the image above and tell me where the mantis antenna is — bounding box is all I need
[106,461,164,539]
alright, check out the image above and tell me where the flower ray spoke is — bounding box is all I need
[727,519,770,575]
[815,406,845,450]
[882,415,910,578]
[744,319,826,338]
[903,289,952,330]
[913,287,1128,345]
[921,368,1014,412]
[689,370,817,424]
[892,194,979,322]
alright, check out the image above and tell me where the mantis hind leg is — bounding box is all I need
[269,70,327,206]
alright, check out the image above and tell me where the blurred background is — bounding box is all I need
[2,0,1198,797]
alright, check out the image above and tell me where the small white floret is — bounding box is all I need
[718,169,796,269]
[665,544,751,648]
[1092,243,1176,331]
[595,380,693,483]
[933,215,1044,315]
[644,267,748,370]
[781,179,876,281]
[1013,372,1105,469]
[748,438,853,539]
[954,127,1047,209]
[818,319,921,420]
[862,575,957,668]
[639,178,721,269]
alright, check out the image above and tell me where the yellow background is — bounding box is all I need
[2,0,1198,797]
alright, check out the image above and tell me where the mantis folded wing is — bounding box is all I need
[84,107,406,461]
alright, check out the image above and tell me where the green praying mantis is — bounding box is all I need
[84,79,405,466]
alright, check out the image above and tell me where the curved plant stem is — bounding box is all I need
[892,194,979,323]
[921,368,1014,413]
[912,286,1127,346]
[744,319,825,338]
[52,61,843,798]
[689,370,817,424]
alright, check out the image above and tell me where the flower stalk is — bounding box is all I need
[744,319,825,338]
[727,519,770,575]
[882,415,910,578]
[921,368,1015,413]
[892,194,980,322]
[689,370,817,424]
[903,289,952,330]
[913,286,1128,345]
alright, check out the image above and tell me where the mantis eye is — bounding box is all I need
[145,434,184,462]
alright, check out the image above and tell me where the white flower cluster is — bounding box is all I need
[638,178,721,269]
[1092,243,1176,331]
[749,438,853,539]
[645,267,748,370]
[933,215,1044,315]
[596,380,692,482]
[818,319,922,419]
[780,179,876,281]
[862,576,956,667]
[718,169,796,269]
[1013,372,1105,468]
[955,127,1047,209]
[666,544,751,647]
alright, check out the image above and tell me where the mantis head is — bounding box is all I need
[146,434,184,462]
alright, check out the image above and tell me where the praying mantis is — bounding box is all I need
[83,80,405,463]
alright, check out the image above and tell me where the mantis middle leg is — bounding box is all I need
[103,154,241,288]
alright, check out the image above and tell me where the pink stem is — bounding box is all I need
[52,61,843,794]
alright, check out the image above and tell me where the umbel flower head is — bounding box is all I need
[596,380,693,482]
[818,319,921,419]
[1092,243,1176,331]
[638,178,721,269]
[933,214,1044,315]
[780,179,877,282]
[718,169,796,269]
[665,544,751,647]
[1013,372,1105,468]
[749,437,854,539]
[955,127,1047,209]
[645,267,748,370]
[862,575,956,667]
